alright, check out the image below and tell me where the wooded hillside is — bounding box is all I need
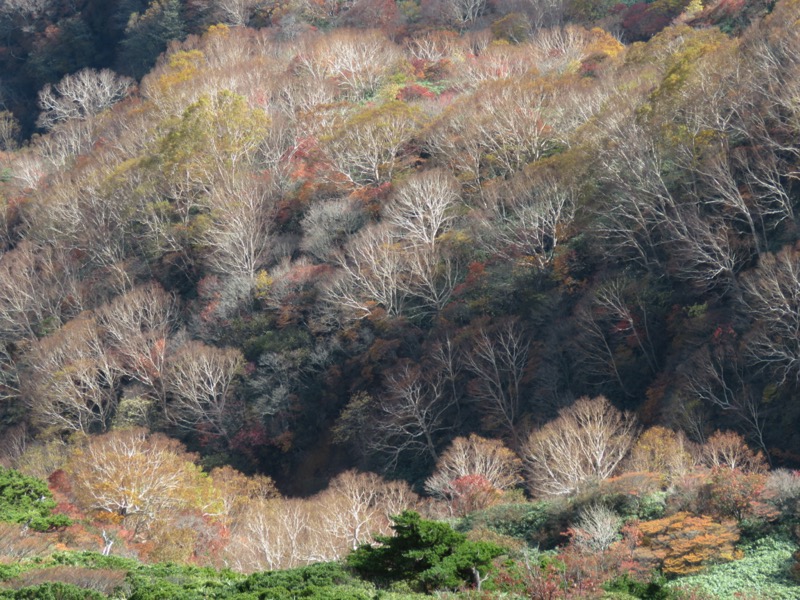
[1,1,800,595]
[1,0,799,491]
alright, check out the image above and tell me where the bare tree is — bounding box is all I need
[680,345,767,456]
[97,284,178,401]
[384,169,461,253]
[490,175,577,269]
[405,31,462,62]
[458,42,539,89]
[0,424,28,467]
[324,222,408,319]
[737,11,800,171]
[593,278,659,375]
[6,149,47,190]
[740,247,800,386]
[36,168,136,291]
[312,470,413,558]
[700,430,767,473]
[522,395,638,496]
[0,343,19,406]
[445,0,487,26]
[571,504,620,552]
[165,341,244,438]
[593,94,687,264]
[517,0,566,28]
[209,0,261,26]
[225,497,309,571]
[0,0,58,32]
[597,115,741,292]
[0,242,81,341]
[667,206,740,293]
[0,110,19,151]
[25,317,120,434]
[425,434,523,499]
[372,363,456,469]
[322,101,421,187]
[0,245,54,340]
[301,197,366,262]
[35,118,98,169]
[314,471,385,556]
[426,102,487,198]
[429,335,464,410]
[574,299,630,395]
[202,177,276,282]
[400,245,463,315]
[464,319,530,444]
[37,69,134,130]
[295,29,400,100]
[529,25,591,72]
[472,80,563,179]
[691,146,763,256]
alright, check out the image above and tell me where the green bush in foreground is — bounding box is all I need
[348,511,505,592]
[236,562,378,599]
[0,467,70,532]
[0,582,105,599]
[603,574,679,599]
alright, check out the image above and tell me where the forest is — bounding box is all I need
[1,0,800,596]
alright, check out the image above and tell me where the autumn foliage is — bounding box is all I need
[635,512,741,576]
[1,0,800,594]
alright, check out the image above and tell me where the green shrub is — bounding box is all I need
[347,511,505,592]
[238,562,365,595]
[604,574,679,599]
[0,582,105,599]
[458,502,554,543]
[48,552,141,571]
[597,491,667,521]
[126,561,241,599]
[0,563,22,582]
[0,467,71,532]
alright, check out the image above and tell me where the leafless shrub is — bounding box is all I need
[571,504,620,552]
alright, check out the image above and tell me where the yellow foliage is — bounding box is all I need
[585,28,625,58]
[155,90,270,198]
[156,50,206,93]
[66,429,211,538]
[685,0,704,18]
[254,270,273,301]
[627,426,694,479]
[206,23,230,37]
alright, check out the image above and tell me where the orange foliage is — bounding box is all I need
[636,512,741,575]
